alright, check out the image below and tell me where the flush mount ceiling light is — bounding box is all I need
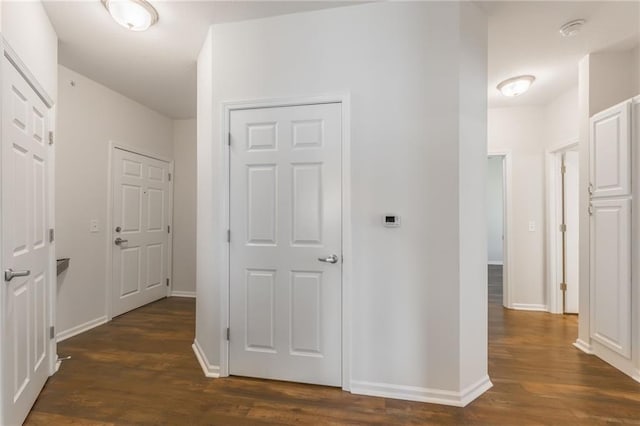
[559,19,586,37]
[497,75,535,97]
[101,0,159,31]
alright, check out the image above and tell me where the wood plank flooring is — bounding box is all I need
[26,267,640,425]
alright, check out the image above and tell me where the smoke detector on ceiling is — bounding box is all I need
[559,19,586,37]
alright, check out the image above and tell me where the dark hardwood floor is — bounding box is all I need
[26,267,640,425]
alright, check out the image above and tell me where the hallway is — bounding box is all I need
[25,270,640,425]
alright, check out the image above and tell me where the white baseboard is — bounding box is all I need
[192,339,220,378]
[170,291,196,298]
[487,261,504,266]
[350,376,492,407]
[56,316,108,342]
[573,339,593,354]
[511,303,548,312]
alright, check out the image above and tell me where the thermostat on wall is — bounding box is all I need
[383,214,401,227]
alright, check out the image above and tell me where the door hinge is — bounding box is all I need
[227,133,231,146]
[49,326,55,339]
[227,229,230,243]
[168,225,171,233]
[49,229,55,243]
[560,282,567,291]
[48,131,54,146]
[166,278,170,287]
[226,327,230,341]
[168,172,172,182]
[561,165,567,174]
[559,224,567,232]
[588,204,594,216]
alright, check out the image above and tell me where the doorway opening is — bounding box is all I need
[487,153,511,309]
[546,143,579,315]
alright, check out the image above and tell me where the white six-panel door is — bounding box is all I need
[589,101,632,359]
[229,103,342,386]
[111,149,171,317]
[1,55,52,426]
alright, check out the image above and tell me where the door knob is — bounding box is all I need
[4,268,30,282]
[114,237,128,246]
[318,254,339,264]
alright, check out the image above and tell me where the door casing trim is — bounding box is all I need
[545,140,579,314]
[105,142,175,321]
[220,93,352,390]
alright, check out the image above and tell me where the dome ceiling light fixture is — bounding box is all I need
[101,0,159,32]
[559,19,586,37]
[497,75,536,97]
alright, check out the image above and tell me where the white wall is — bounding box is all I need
[1,0,58,100]
[197,2,490,404]
[56,65,174,338]
[172,119,197,296]
[487,157,503,264]
[546,86,579,147]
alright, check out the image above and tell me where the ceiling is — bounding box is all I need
[42,1,361,119]
[485,1,639,108]
[42,1,640,119]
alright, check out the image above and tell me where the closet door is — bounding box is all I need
[589,198,631,358]
[589,102,630,198]
[589,99,632,360]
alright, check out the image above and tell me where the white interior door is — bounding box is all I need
[111,149,171,317]
[564,151,579,314]
[589,102,630,198]
[589,198,631,358]
[229,103,342,387]
[1,55,52,426]
[589,100,632,359]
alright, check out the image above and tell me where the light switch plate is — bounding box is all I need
[90,219,99,233]
[528,221,535,232]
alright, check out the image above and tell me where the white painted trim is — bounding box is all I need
[0,37,57,377]
[56,316,108,342]
[511,303,548,312]
[105,142,175,320]
[573,339,593,354]
[220,93,352,390]
[170,291,196,298]
[192,340,220,378]
[0,36,54,108]
[545,140,579,315]
[350,376,492,407]
[488,151,512,309]
[487,261,503,266]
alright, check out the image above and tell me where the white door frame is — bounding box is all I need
[0,37,57,379]
[219,94,352,390]
[487,151,512,309]
[105,142,174,320]
[545,140,578,314]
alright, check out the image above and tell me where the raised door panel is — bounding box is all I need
[291,164,322,246]
[590,198,631,358]
[246,165,277,245]
[246,270,276,352]
[290,271,322,356]
[590,102,630,198]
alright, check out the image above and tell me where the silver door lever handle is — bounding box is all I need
[318,254,339,264]
[4,268,30,282]
[115,237,128,246]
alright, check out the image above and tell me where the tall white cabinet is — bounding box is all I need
[588,96,640,380]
